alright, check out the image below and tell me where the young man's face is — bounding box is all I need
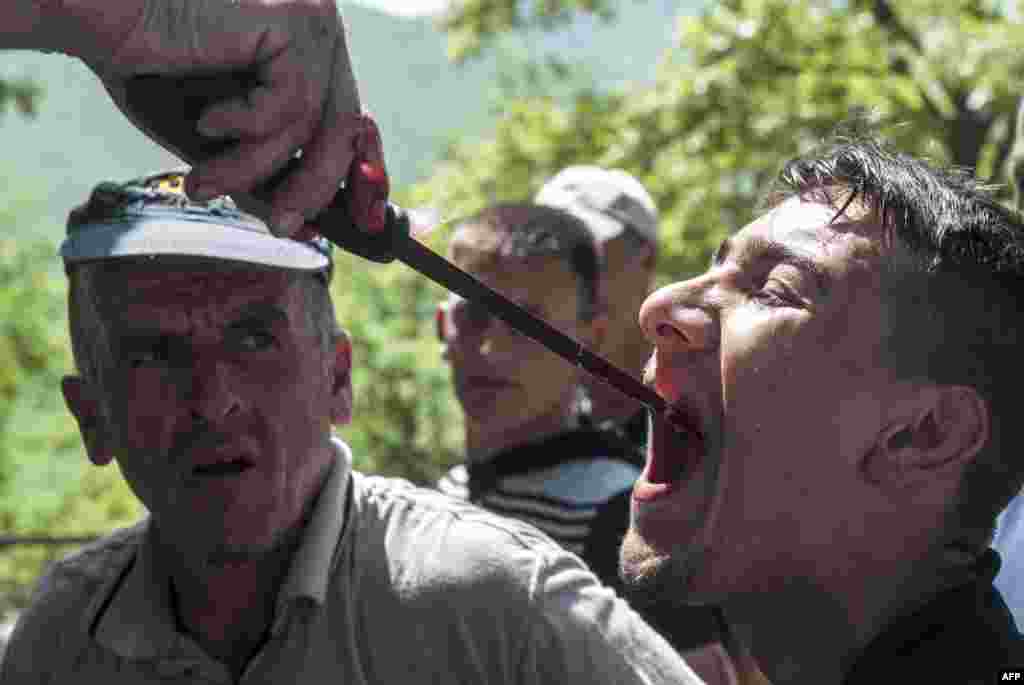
[63,262,351,565]
[622,194,903,601]
[442,224,600,446]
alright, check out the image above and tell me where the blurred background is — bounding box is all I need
[1,0,1023,636]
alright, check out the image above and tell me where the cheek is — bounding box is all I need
[718,313,819,498]
[721,312,805,412]
[253,356,333,433]
[518,346,577,397]
[107,371,182,450]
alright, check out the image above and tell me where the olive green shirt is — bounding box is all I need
[1,439,702,684]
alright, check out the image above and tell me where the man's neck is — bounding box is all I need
[465,401,578,464]
[721,549,970,684]
[722,587,862,685]
[156,525,304,679]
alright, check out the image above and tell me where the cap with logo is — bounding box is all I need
[60,170,332,278]
[534,166,658,244]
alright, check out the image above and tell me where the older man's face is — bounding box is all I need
[64,262,350,564]
[622,194,901,602]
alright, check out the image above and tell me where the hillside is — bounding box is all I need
[0,0,688,241]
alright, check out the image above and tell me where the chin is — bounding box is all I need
[620,526,706,606]
[620,527,671,584]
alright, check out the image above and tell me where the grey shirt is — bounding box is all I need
[0,439,703,684]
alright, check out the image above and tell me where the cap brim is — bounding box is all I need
[546,201,627,242]
[60,217,329,272]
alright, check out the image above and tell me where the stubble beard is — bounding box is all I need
[619,526,703,609]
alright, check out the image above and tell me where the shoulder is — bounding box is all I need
[352,472,570,584]
[1,522,144,678]
[15,522,143,620]
[436,463,469,500]
[341,473,699,684]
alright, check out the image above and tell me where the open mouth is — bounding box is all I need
[635,404,707,500]
[192,457,254,477]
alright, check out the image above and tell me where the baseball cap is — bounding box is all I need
[60,170,333,277]
[534,166,658,243]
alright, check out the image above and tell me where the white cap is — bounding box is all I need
[534,166,658,243]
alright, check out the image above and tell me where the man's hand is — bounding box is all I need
[56,0,365,237]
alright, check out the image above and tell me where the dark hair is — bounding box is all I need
[765,129,1024,542]
[455,203,603,322]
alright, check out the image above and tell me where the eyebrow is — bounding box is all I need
[712,235,831,295]
[113,301,290,340]
[228,302,289,329]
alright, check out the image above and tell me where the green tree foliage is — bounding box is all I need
[0,80,140,616]
[443,0,617,62]
[329,232,463,484]
[0,231,141,615]
[420,0,1024,284]
[0,77,41,120]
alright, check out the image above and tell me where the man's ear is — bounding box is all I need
[328,333,354,426]
[861,385,989,492]
[61,375,115,466]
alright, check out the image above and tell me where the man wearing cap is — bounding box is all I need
[436,203,644,594]
[535,167,660,448]
[0,173,706,685]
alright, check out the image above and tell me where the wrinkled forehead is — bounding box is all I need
[742,191,889,259]
[81,257,297,312]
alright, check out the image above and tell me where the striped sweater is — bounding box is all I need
[438,426,642,591]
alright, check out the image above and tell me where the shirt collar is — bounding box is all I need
[276,436,352,608]
[90,437,353,661]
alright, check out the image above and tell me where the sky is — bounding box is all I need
[349,0,450,17]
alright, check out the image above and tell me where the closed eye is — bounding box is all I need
[751,279,799,308]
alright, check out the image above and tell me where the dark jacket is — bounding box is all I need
[845,549,1024,684]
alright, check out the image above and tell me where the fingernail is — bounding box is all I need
[273,211,303,237]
